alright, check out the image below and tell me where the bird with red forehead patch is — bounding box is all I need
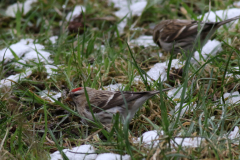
[66,87,173,126]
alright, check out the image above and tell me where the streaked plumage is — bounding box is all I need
[66,87,172,126]
[153,16,240,55]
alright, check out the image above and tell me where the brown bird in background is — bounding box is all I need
[153,15,240,55]
[66,87,173,126]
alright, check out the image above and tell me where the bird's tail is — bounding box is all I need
[150,87,174,95]
[217,15,240,26]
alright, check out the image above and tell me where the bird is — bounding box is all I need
[153,15,240,55]
[65,87,173,126]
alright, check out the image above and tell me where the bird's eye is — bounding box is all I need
[73,93,79,97]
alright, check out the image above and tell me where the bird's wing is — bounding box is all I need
[160,19,216,43]
[90,91,157,113]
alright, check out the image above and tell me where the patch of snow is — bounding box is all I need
[137,130,204,148]
[225,67,240,79]
[50,145,97,160]
[103,83,124,91]
[226,126,240,144]
[0,69,32,88]
[227,126,240,140]
[49,36,58,44]
[137,130,163,147]
[5,0,37,18]
[130,35,157,47]
[167,87,185,100]
[223,91,240,104]
[38,90,61,102]
[0,38,47,63]
[170,59,182,69]
[130,1,147,16]
[66,5,85,21]
[110,0,147,34]
[44,65,58,78]
[199,8,240,23]
[23,50,53,63]
[233,1,240,7]
[192,40,222,62]
[13,59,27,69]
[96,153,131,160]
[134,59,183,83]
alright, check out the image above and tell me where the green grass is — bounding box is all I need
[1,0,240,159]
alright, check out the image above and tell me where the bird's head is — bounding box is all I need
[65,87,88,105]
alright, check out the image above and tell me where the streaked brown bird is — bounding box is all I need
[153,15,240,55]
[66,87,172,126]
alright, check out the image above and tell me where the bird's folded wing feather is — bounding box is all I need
[90,91,155,113]
[160,20,215,43]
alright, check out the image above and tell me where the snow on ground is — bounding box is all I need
[226,126,240,144]
[168,87,185,101]
[134,59,183,83]
[130,35,157,47]
[223,91,240,105]
[199,8,240,22]
[38,90,62,102]
[50,144,130,160]
[136,130,205,148]
[110,0,147,33]
[50,145,97,160]
[49,36,58,44]
[233,1,240,7]
[5,0,37,17]
[44,65,58,78]
[226,67,240,79]
[103,83,125,91]
[66,5,85,21]
[192,40,222,63]
[0,69,32,88]
[0,38,52,63]
[96,153,131,160]
[136,130,163,147]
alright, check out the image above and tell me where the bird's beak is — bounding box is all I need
[65,96,73,102]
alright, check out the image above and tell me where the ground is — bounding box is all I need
[0,0,240,159]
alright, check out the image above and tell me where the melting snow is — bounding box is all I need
[110,0,147,33]
[44,65,58,78]
[199,8,240,23]
[96,153,130,160]
[134,59,183,83]
[0,69,32,88]
[0,38,52,63]
[226,126,240,145]
[223,91,240,105]
[137,130,163,147]
[130,35,157,47]
[192,40,222,62]
[38,90,61,102]
[136,130,204,148]
[168,87,185,100]
[66,5,86,21]
[50,145,97,160]
[103,83,124,91]
[233,1,240,7]
[5,0,37,17]
[173,137,204,148]
[49,36,58,44]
